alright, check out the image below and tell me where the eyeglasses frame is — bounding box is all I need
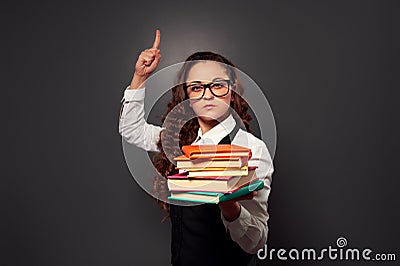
[183,79,234,100]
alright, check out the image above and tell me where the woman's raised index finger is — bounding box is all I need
[152,29,160,49]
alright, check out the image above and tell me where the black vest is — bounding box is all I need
[169,121,255,266]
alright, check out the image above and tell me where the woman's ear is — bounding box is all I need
[230,90,235,102]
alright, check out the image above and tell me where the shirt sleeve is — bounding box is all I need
[220,142,274,254]
[118,85,164,152]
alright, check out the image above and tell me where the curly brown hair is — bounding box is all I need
[151,51,253,220]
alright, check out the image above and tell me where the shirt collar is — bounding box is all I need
[193,114,236,144]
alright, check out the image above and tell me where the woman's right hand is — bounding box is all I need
[129,29,162,90]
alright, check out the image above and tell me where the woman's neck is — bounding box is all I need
[197,111,230,135]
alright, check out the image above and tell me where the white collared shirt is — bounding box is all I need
[119,87,274,254]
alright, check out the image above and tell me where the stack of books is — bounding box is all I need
[167,144,264,204]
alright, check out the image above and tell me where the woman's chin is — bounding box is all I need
[197,111,230,123]
[197,114,217,121]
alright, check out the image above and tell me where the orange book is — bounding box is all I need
[181,144,252,159]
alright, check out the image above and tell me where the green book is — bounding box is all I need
[168,179,264,204]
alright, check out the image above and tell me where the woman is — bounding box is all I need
[119,29,274,266]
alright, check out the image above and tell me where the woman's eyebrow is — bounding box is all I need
[186,80,202,84]
[187,77,229,84]
[212,77,229,82]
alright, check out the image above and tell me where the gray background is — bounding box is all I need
[3,0,399,265]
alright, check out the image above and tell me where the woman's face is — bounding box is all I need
[185,61,233,122]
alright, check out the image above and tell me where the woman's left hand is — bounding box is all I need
[218,191,257,222]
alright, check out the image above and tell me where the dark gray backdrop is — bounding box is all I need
[3,0,399,265]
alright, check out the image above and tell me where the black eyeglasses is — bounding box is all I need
[184,79,233,100]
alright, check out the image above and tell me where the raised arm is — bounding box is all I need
[129,29,161,90]
[118,29,164,152]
